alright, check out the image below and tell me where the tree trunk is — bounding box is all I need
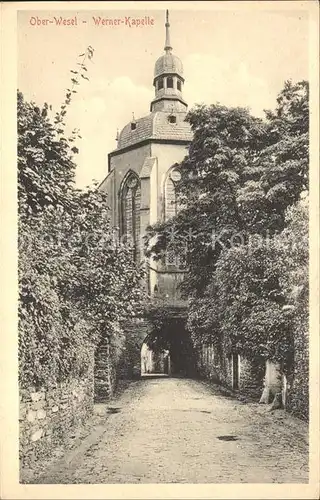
[106,343,113,396]
[281,372,288,408]
[268,392,283,411]
[259,359,282,404]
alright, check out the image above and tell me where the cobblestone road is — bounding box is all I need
[34,377,308,484]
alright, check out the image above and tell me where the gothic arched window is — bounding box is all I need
[164,176,176,221]
[163,168,184,269]
[121,172,141,261]
[164,168,182,221]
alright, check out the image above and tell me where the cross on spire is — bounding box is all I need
[164,9,172,53]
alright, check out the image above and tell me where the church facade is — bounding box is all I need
[99,11,193,304]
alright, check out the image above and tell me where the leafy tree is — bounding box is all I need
[146,104,267,296]
[187,284,221,350]
[274,198,309,417]
[18,48,146,389]
[239,80,309,233]
[146,80,309,400]
[146,81,308,294]
[18,93,76,218]
[18,46,95,219]
[214,241,293,364]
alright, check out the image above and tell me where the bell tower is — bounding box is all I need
[150,10,188,113]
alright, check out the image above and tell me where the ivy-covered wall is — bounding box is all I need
[238,356,265,400]
[94,340,118,402]
[197,344,231,385]
[286,329,309,421]
[198,338,308,420]
[197,344,265,401]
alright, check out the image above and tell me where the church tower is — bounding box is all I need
[151,10,188,113]
[99,10,193,303]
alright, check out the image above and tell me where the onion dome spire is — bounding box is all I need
[151,10,187,113]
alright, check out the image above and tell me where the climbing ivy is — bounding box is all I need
[18,48,146,389]
[146,80,309,371]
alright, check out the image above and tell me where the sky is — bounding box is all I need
[17,5,309,188]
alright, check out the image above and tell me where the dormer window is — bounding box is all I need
[131,122,136,131]
[168,115,176,124]
[167,77,173,89]
[158,78,164,90]
[177,80,182,91]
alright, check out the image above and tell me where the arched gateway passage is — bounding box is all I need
[94,314,196,402]
[142,312,196,378]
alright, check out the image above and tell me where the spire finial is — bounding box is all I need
[164,9,172,53]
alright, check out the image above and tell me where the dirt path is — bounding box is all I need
[33,377,308,484]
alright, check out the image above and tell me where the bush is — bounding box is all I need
[18,90,146,389]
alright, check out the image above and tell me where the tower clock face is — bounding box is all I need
[170,169,181,182]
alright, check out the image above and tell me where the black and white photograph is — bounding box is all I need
[1,0,319,497]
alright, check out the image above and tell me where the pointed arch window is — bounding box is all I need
[163,167,185,269]
[164,176,176,221]
[121,172,141,261]
[164,167,182,221]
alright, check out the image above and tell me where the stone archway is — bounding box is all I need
[94,312,197,399]
[143,311,197,378]
[117,318,154,379]
[93,319,152,403]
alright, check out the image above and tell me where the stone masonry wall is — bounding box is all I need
[94,340,117,402]
[197,344,264,401]
[197,344,232,386]
[19,362,94,472]
[238,356,265,400]
[117,318,153,379]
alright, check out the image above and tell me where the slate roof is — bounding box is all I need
[117,111,193,150]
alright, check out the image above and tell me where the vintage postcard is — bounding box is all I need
[1,1,319,499]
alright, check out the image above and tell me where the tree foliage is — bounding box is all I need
[18,49,146,389]
[146,80,309,367]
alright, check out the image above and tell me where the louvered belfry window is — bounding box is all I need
[121,172,141,261]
